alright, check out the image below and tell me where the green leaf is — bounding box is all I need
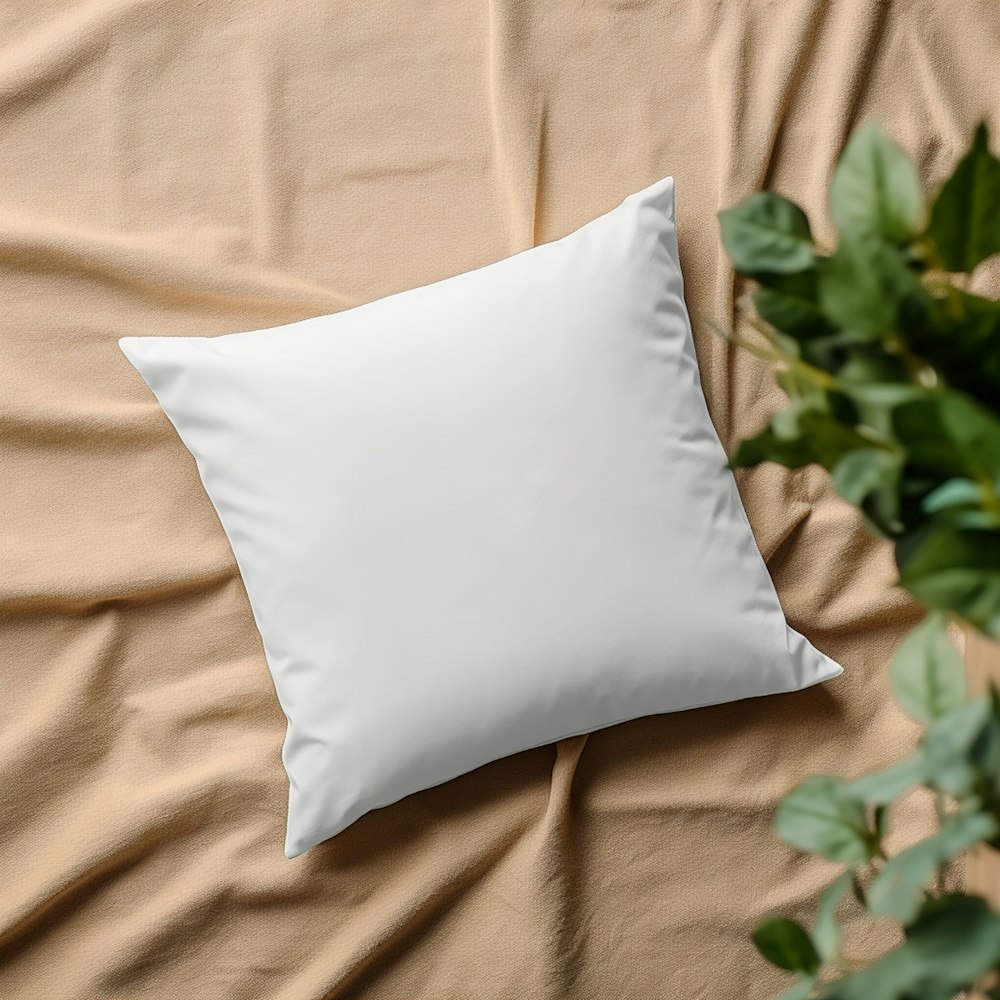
[779,976,817,1000]
[796,411,873,468]
[753,917,822,974]
[868,812,998,922]
[753,269,836,340]
[889,613,966,724]
[897,527,1000,635]
[812,874,851,963]
[850,873,867,908]
[831,448,899,507]
[817,235,926,336]
[928,123,1000,272]
[830,124,923,244]
[909,288,1000,402]
[891,399,968,478]
[731,409,872,472]
[776,775,875,863]
[921,477,983,515]
[836,350,910,388]
[731,425,816,469]
[922,696,993,796]
[840,750,931,806]
[892,391,1000,481]
[874,804,888,842]
[820,894,1000,1000]
[968,688,1000,794]
[720,193,816,276]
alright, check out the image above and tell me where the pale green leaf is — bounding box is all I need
[776,776,874,863]
[812,873,851,963]
[868,812,998,921]
[889,614,966,724]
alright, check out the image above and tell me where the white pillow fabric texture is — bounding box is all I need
[120,177,842,858]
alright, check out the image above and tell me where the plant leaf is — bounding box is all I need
[753,269,836,340]
[897,527,1000,635]
[892,390,1000,481]
[720,193,815,276]
[795,411,873,468]
[921,477,983,515]
[812,873,851,963]
[830,124,923,244]
[779,976,817,1000]
[889,613,966,724]
[928,123,1000,272]
[840,750,931,806]
[909,288,1000,402]
[776,775,875,863]
[831,448,899,507]
[731,425,817,469]
[819,894,1000,1000]
[922,696,993,797]
[817,235,925,336]
[968,688,1000,795]
[867,812,999,922]
[753,917,822,974]
[731,409,872,472]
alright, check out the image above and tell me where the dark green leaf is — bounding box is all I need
[940,392,1000,468]
[720,192,816,276]
[897,527,1000,634]
[850,873,867,907]
[731,408,872,472]
[731,425,816,469]
[776,775,875,863]
[835,350,910,387]
[753,917,822,974]
[928,123,1000,272]
[889,613,966,724]
[892,399,968,478]
[817,235,926,336]
[873,803,889,843]
[820,894,1000,1000]
[830,124,923,244]
[892,391,1000,481]
[867,812,998,922]
[908,288,1000,401]
[796,411,873,468]
[968,689,1000,797]
[754,269,835,340]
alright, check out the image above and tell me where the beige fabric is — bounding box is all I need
[1,3,997,997]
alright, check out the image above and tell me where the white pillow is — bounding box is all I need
[120,177,841,858]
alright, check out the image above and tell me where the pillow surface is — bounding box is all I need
[120,177,841,858]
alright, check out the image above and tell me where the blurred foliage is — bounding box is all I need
[719,124,1000,999]
[720,123,1000,638]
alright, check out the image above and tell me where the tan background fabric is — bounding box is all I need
[2,2,999,997]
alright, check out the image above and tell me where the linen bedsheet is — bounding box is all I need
[2,2,999,997]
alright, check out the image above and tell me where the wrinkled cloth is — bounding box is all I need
[1,2,998,998]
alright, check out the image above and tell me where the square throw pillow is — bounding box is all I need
[120,177,841,858]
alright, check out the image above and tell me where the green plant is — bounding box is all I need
[719,123,1000,999]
